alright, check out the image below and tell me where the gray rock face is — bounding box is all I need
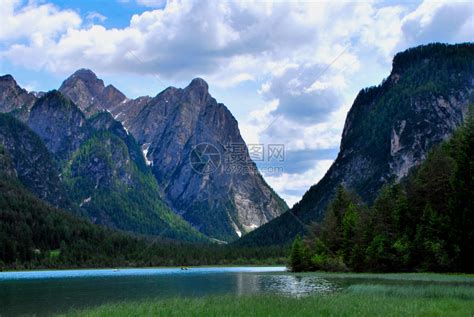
[0,75,205,241]
[59,70,287,241]
[28,91,89,161]
[388,92,469,180]
[0,113,69,207]
[0,75,36,121]
[59,69,126,116]
[117,78,287,241]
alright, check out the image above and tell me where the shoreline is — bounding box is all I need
[0,264,288,275]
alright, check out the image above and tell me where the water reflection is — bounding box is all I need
[257,274,339,297]
[0,268,338,316]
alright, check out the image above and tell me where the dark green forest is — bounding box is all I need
[290,111,473,273]
[0,175,286,270]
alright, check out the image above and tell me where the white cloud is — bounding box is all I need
[135,0,167,8]
[0,0,81,43]
[86,11,107,24]
[263,160,334,207]
[398,0,474,49]
[1,0,472,204]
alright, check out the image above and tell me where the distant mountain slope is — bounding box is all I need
[123,79,288,241]
[0,88,205,242]
[0,113,69,207]
[0,170,200,268]
[237,43,474,246]
[62,113,206,241]
[0,171,286,270]
[28,91,89,162]
[60,72,288,241]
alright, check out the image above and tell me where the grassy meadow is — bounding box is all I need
[61,272,474,317]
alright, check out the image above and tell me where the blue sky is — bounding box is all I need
[1,0,473,206]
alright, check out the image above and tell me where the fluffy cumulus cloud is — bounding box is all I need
[1,0,472,205]
[0,0,81,43]
[399,1,474,49]
[262,64,343,125]
[264,160,335,207]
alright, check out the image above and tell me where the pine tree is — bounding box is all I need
[289,235,305,272]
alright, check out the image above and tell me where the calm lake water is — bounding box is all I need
[0,266,339,316]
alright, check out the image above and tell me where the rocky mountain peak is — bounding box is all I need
[0,74,16,84]
[0,74,36,118]
[39,90,74,106]
[70,68,100,81]
[59,69,126,116]
[117,77,287,241]
[187,77,209,91]
[184,78,210,104]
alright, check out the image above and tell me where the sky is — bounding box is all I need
[1,0,473,206]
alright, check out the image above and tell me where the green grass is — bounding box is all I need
[292,272,474,282]
[61,273,474,317]
[60,293,474,317]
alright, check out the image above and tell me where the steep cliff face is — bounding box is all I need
[28,91,89,162]
[59,69,126,116]
[238,43,474,246]
[119,78,287,241]
[0,80,205,241]
[0,75,36,121]
[59,71,287,241]
[0,113,68,207]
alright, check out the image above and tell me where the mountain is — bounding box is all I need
[238,43,474,246]
[60,72,288,241]
[290,112,474,273]
[0,87,205,241]
[0,170,285,270]
[28,91,89,162]
[58,69,127,116]
[0,167,196,269]
[0,74,36,121]
[0,113,69,207]
[62,111,205,241]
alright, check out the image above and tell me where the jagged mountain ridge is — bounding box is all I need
[0,70,287,242]
[59,69,127,116]
[237,43,474,246]
[59,71,288,241]
[0,86,205,241]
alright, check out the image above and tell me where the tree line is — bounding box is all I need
[0,175,286,271]
[290,109,473,273]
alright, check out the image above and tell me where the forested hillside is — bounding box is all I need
[238,43,474,247]
[290,111,473,273]
[0,175,286,270]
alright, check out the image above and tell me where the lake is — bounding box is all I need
[0,266,339,316]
